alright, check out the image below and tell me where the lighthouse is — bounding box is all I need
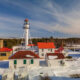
[23,19,30,49]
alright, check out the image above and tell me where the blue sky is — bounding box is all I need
[0,0,80,38]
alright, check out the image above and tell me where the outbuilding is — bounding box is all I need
[46,53,65,68]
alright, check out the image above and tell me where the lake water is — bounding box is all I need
[0,61,9,68]
[0,75,2,80]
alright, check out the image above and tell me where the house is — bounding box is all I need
[46,53,65,68]
[12,44,38,53]
[9,50,40,69]
[37,42,55,58]
[0,47,12,60]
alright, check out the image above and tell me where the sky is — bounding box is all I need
[0,0,80,38]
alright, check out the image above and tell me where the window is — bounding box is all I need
[0,53,6,56]
[48,49,52,52]
[42,53,44,56]
[42,49,44,52]
[31,59,34,64]
[48,49,50,51]
[14,60,17,64]
[60,60,65,66]
[23,59,26,64]
[51,49,52,52]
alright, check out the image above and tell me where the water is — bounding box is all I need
[0,61,9,68]
[68,54,80,58]
[50,77,80,80]
[0,75,2,80]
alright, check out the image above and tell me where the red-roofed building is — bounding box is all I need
[0,47,12,60]
[46,53,65,67]
[0,47,12,52]
[55,46,64,53]
[37,42,55,58]
[9,51,40,69]
[46,53,65,59]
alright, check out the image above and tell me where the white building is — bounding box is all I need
[46,53,65,68]
[9,50,40,69]
[37,42,55,58]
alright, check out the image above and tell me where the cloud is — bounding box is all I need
[30,0,80,37]
[0,14,24,38]
[0,0,80,38]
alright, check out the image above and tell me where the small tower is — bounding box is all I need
[23,19,30,49]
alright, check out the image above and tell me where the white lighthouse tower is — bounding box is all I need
[23,19,30,49]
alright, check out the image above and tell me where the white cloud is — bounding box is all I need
[30,0,80,36]
[0,15,24,38]
[0,0,80,38]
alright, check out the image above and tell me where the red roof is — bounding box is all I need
[0,48,12,52]
[37,42,55,49]
[55,46,64,53]
[9,51,40,59]
[47,53,64,59]
[28,44,35,46]
[24,18,28,22]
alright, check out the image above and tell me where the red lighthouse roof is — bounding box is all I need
[24,18,28,22]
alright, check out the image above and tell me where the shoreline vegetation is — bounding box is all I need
[70,74,80,78]
[0,37,80,48]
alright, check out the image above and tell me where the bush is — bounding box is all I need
[66,56,72,59]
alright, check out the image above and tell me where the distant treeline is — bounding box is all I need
[0,37,80,48]
[31,37,80,48]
